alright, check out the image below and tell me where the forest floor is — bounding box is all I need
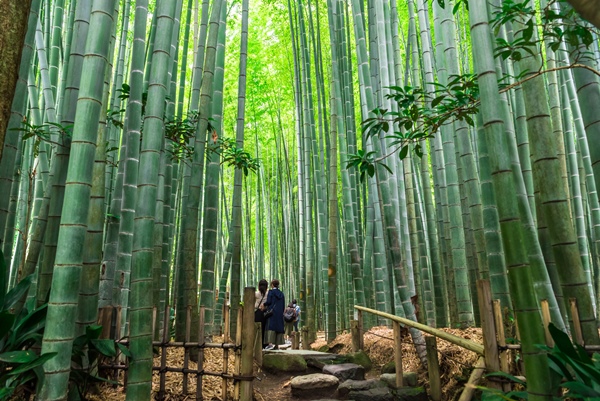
[93,326,483,401]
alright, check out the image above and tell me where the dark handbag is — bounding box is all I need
[263,308,274,319]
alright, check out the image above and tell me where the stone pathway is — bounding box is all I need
[261,349,427,400]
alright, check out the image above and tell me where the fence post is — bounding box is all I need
[234,307,244,399]
[222,303,230,400]
[492,300,511,393]
[569,298,584,346]
[301,327,309,350]
[476,280,501,390]
[392,321,403,388]
[292,331,300,350]
[254,322,263,366]
[540,299,554,347]
[426,336,441,401]
[351,320,360,352]
[357,309,364,350]
[240,287,255,401]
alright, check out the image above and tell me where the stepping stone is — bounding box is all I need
[345,350,373,372]
[348,386,395,401]
[291,373,340,398]
[380,372,419,388]
[338,379,387,397]
[323,363,365,382]
[393,386,428,401]
[262,353,307,373]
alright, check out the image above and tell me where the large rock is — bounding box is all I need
[380,372,419,388]
[290,373,340,398]
[306,355,348,369]
[393,386,428,401]
[262,353,307,373]
[323,363,365,382]
[345,350,373,372]
[381,361,395,374]
[338,379,387,397]
[348,386,394,401]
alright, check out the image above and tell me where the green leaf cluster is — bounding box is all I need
[0,250,55,401]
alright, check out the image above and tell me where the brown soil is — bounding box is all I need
[94,327,482,401]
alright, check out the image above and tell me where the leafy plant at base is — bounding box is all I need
[477,323,600,400]
[68,324,130,401]
[0,249,56,401]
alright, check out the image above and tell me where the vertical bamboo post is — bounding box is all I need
[234,307,243,399]
[152,306,158,340]
[240,287,255,401]
[569,298,584,346]
[115,306,122,339]
[222,303,230,400]
[301,327,309,350]
[292,331,299,350]
[254,322,263,366]
[99,306,112,339]
[393,321,404,388]
[476,280,501,390]
[351,320,360,352]
[540,299,554,347]
[196,307,206,401]
[158,304,170,400]
[426,336,441,401]
[492,300,511,392]
[357,309,364,350]
[183,306,192,395]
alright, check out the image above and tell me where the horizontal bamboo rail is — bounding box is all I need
[354,305,484,355]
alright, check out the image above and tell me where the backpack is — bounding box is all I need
[283,307,297,322]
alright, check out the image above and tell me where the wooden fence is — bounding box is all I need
[353,279,595,401]
[97,287,256,401]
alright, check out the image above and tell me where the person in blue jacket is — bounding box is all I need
[263,279,285,350]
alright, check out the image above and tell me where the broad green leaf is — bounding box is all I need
[399,145,409,160]
[0,350,38,364]
[562,381,600,398]
[3,275,32,312]
[91,339,117,357]
[117,342,132,358]
[7,352,57,376]
[484,371,526,385]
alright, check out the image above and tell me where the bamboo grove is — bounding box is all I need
[1,0,600,400]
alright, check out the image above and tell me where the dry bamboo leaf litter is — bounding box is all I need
[94,328,483,401]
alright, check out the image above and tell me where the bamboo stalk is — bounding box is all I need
[222,303,230,400]
[354,306,484,354]
[158,303,170,400]
[240,287,255,401]
[183,306,192,394]
[197,307,205,401]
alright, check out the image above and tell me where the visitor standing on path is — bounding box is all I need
[283,302,297,343]
[263,279,285,350]
[292,299,301,332]
[254,279,269,349]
